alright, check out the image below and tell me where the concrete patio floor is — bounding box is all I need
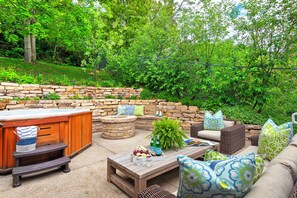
[0,129,250,198]
[0,129,180,198]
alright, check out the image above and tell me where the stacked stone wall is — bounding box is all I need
[0,82,262,137]
[0,82,142,99]
[0,99,206,132]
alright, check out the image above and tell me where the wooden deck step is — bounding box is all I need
[12,156,70,176]
[13,143,67,158]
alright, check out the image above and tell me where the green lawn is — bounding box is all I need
[0,57,116,87]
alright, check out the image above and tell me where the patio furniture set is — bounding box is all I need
[139,133,297,198]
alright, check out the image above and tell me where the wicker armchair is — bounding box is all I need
[190,121,245,155]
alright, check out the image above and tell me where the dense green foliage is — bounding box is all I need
[149,118,188,150]
[0,0,296,125]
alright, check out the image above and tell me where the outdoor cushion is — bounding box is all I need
[124,105,135,115]
[204,150,264,183]
[117,105,126,115]
[261,119,294,142]
[204,149,227,161]
[223,120,235,128]
[290,181,297,198]
[291,134,297,143]
[244,163,294,198]
[203,110,224,130]
[177,154,255,198]
[134,105,144,116]
[197,130,221,141]
[258,119,291,160]
[269,144,297,181]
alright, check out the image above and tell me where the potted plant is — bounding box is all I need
[148,118,188,150]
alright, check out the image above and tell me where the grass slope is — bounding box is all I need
[0,57,116,86]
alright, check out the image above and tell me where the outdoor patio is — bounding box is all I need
[0,130,182,198]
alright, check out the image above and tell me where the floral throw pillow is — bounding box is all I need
[134,105,144,116]
[117,105,126,115]
[177,155,255,198]
[203,110,224,130]
[262,119,294,143]
[204,149,228,161]
[204,150,264,183]
[258,119,291,161]
[124,105,135,115]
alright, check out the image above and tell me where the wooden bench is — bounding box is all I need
[12,143,71,187]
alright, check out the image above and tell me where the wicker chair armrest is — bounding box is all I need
[221,124,245,135]
[190,123,204,138]
[250,135,259,146]
[220,124,245,155]
[138,184,176,198]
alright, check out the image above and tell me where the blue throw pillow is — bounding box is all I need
[117,105,126,115]
[125,105,135,115]
[177,154,255,198]
[203,110,224,130]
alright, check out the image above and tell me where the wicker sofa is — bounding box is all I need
[190,120,245,154]
[138,134,297,198]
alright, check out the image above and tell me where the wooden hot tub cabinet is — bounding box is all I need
[0,109,92,174]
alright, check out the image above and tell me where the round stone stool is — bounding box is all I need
[101,115,137,139]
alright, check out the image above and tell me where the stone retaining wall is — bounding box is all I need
[0,82,142,99]
[0,82,263,137]
[245,124,262,139]
[0,99,206,132]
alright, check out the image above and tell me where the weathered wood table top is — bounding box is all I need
[107,143,218,198]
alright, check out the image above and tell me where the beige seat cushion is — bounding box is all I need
[237,146,270,167]
[237,145,258,155]
[197,130,221,141]
[291,134,297,143]
[269,144,297,182]
[223,120,235,128]
[245,163,294,198]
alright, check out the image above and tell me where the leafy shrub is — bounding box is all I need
[105,95,116,99]
[140,88,155,99]
[261,87,297,124]
[0,67,20,82]
[100,80,114,87]
[83,95,93,100]
[129,95,138,100]
[117,94,124,99]
[155,91,179,102]
[221,105,266,125]
[149,118,188,150]
[43,93,61,100]
[70,94,81,100]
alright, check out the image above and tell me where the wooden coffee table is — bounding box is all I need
[107,143,218,198]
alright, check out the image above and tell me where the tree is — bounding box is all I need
[0,0,90,63]
[233,0,297,111]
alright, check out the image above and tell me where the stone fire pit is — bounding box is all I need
[101,115,137,139]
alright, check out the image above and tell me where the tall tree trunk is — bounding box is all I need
[24,34,32,63]
[31,34,36,62]
[24,19,32,63]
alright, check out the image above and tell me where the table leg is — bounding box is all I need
[107,159,116,182]
[134,178,147,198]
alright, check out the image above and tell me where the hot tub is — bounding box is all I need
[0,108,92,174]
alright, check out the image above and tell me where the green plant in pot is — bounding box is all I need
[148,118,188,150]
